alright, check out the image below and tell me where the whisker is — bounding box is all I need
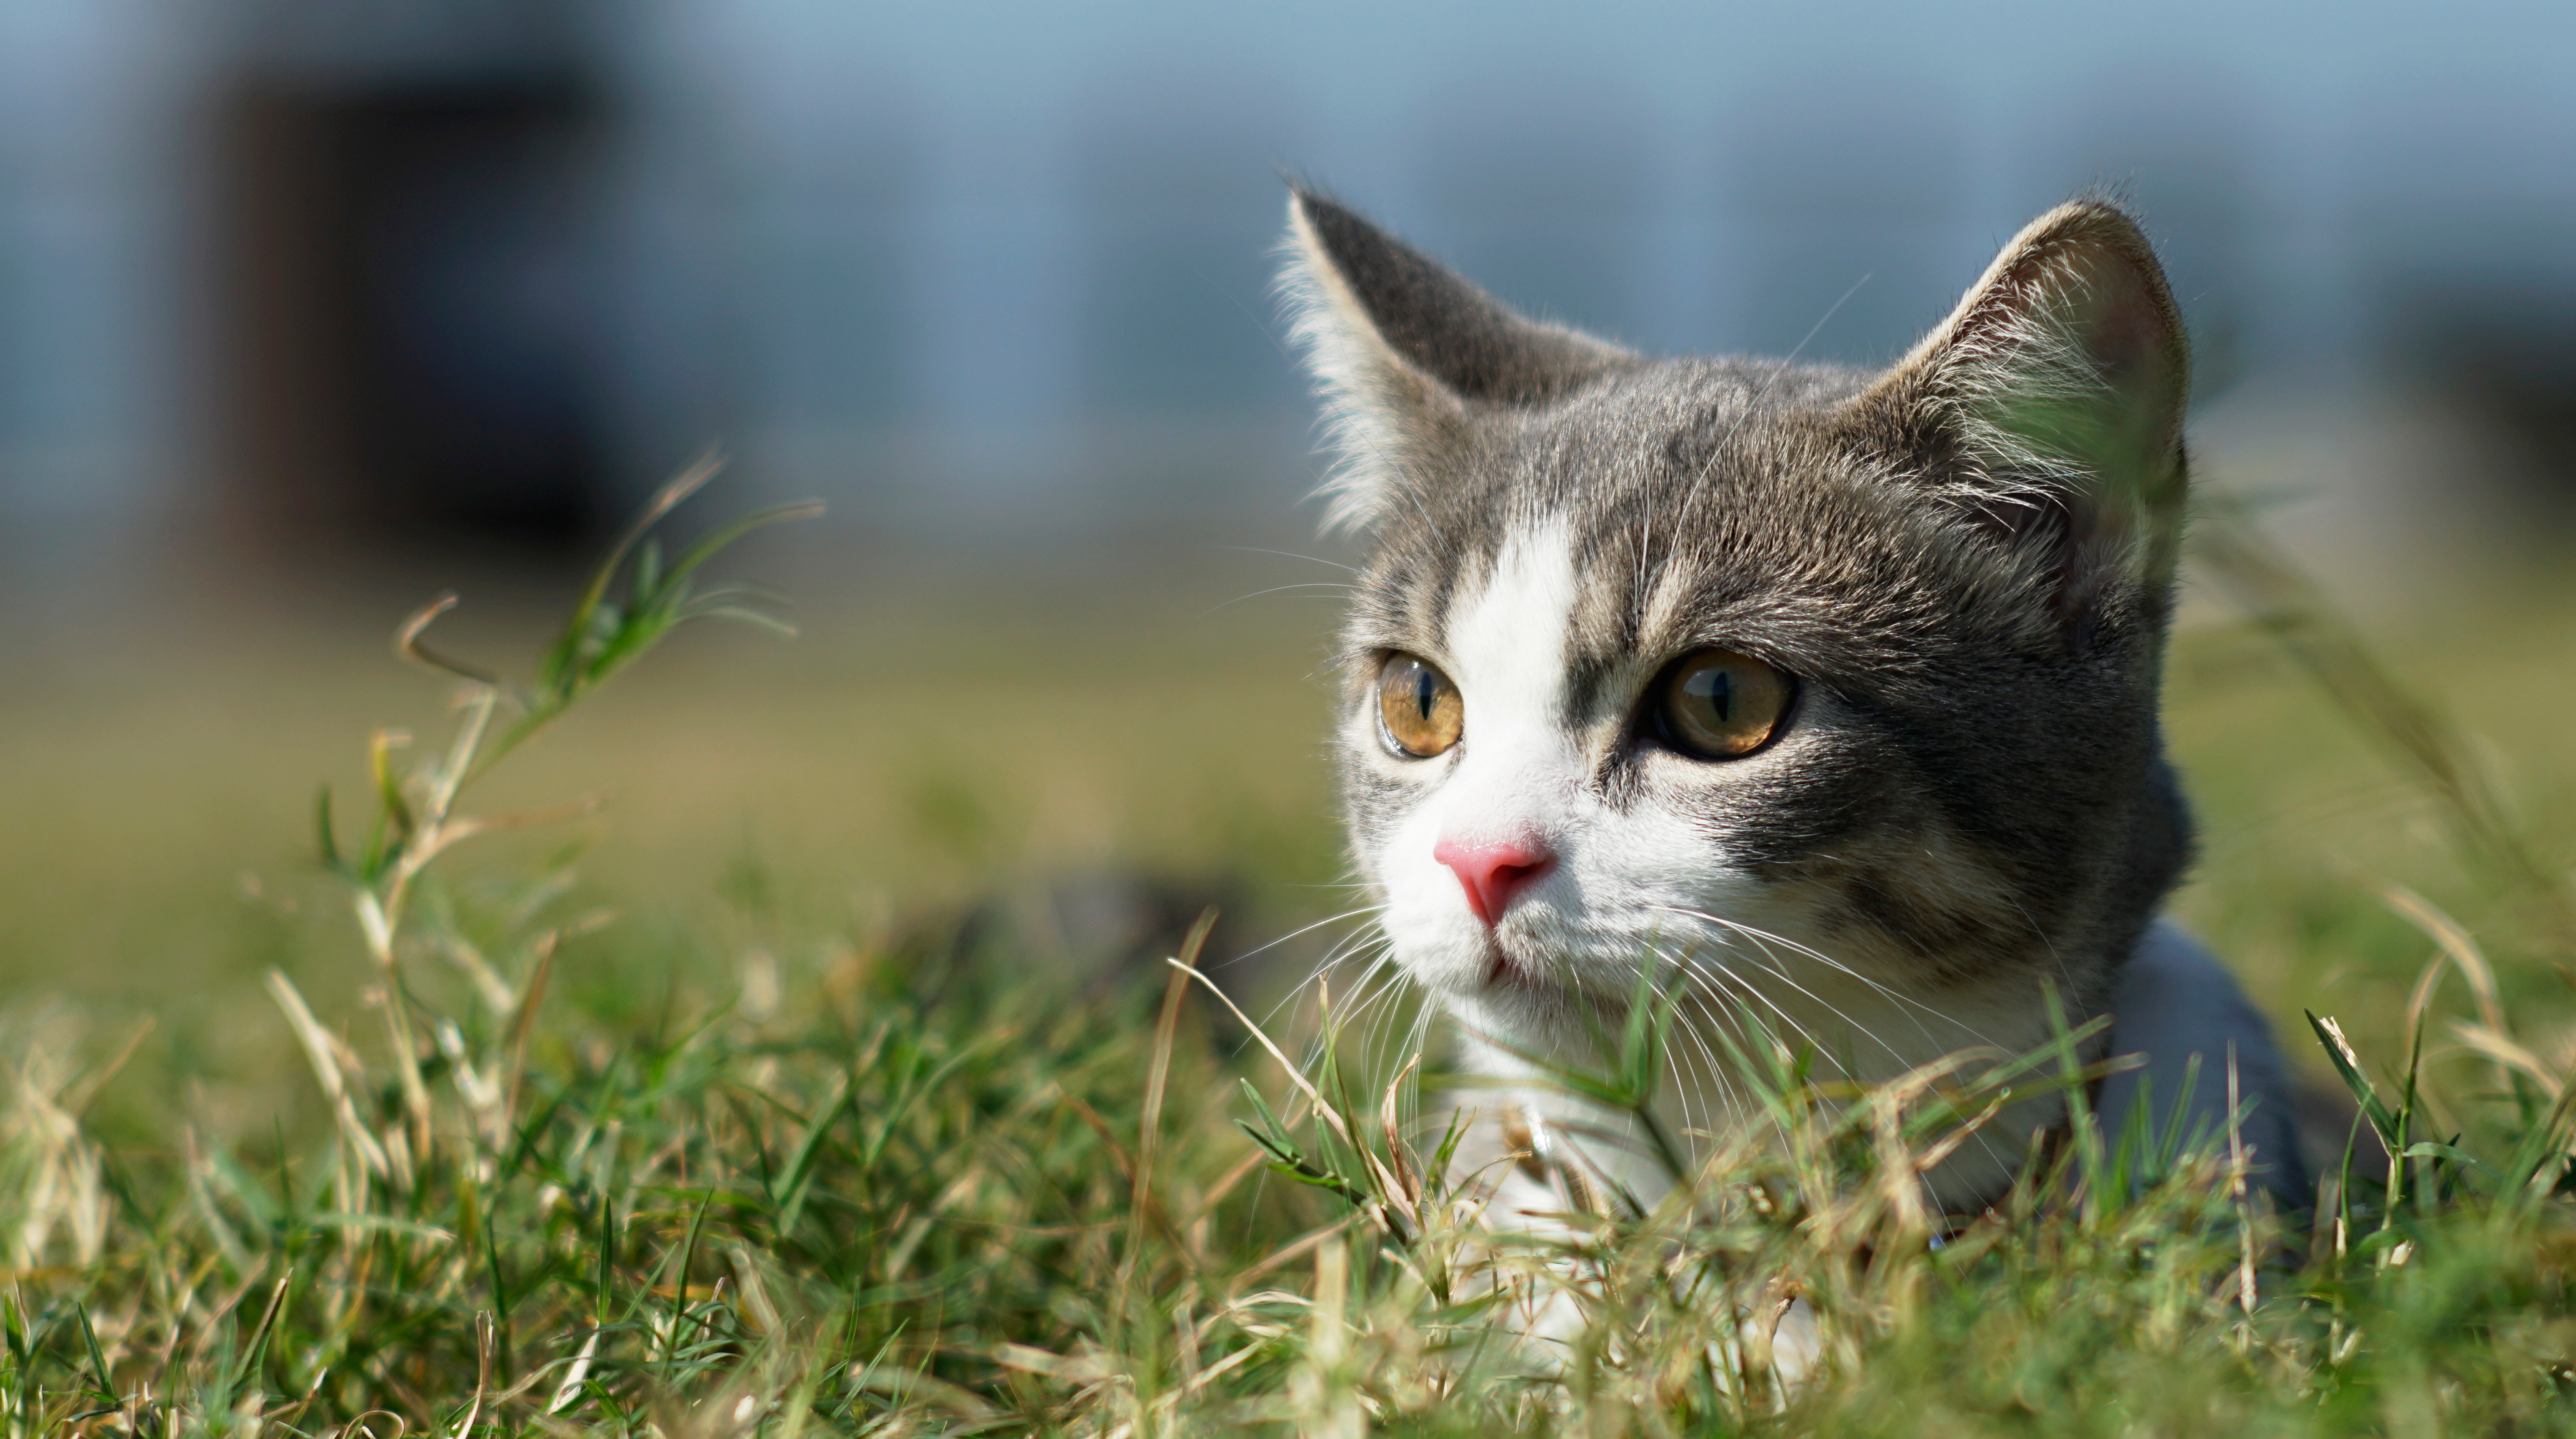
[1223,903,1389,973]
[1648,904,2006,1052]
[1656,942,1840,1072]
[1334,954,1409,1060]
[1205,581,1359,614]
[1319,947,1401,1035]
[1650,915,2019,1183]
[1255,925,1394,1037]
[1654,942,2015,1185]
[1631,947,1779,1155]
[1644,953,1730,1142]
[1649,918,1909,1065]
[1999,890,2080,1010]
[1265,930,1389,1026]
[1210,545,1359,574]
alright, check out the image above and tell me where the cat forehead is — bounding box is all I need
[1404,358,1881,537]
[1494,357,1878,475]
[1341,357,1913,657]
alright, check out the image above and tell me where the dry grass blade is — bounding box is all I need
[233,1270,294,1394]
[444,1311,493,1438]
[547,1328,600,1416]
[392,593,501,690]
[2386,885,2505,1023]
[266,971,391,1179]
[1164,957,1355,1151]
[2447,1022,2564,1102]
[1132,910,1220,1251]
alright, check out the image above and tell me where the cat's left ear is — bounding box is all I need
[1865,200,2190,622]
[1280,187,1633,531]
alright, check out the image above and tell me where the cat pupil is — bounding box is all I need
[1414,670,1437,721]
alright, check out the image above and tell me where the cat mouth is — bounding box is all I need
[1482,942,1556,994]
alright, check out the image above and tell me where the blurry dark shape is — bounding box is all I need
[2349,68,2576,525]
[1416,79,1656,341]
[2047,67,2257,400]
[1723,75,1968,362]
[1074,78,1297,416]
[882,869,1255,1024]
[1039,869,1251,1007]
[220,67,611,554]
[2390,287,2576,525]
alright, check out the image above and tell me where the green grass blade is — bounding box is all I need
[774,1076,860,1238]
[2307,1011,2404,1162]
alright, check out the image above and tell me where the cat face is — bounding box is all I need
[1286,192,2196,1117]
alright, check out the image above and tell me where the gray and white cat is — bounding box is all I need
[1279,188,2306,1221]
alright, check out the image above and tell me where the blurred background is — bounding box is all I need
[1,0,2571,1097]
[9,0,2576,587]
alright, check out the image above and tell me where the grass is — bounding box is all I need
[2,470,2575,1434]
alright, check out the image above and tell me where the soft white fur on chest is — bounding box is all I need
[1361,516,2057,1207]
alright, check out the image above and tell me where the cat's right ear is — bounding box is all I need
[1280,188,1632,531]
[1859,199,2192,642]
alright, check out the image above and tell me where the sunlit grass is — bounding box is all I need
[0,470,2573,1433]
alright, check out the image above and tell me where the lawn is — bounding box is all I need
[2,474,2573,1435]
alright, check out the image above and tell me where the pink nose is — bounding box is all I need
[1433,836,1556,928]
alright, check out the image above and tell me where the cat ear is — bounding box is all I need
[1280,187,1633,530]
[1869,200,2191,631]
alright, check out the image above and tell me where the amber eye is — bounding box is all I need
[1656,649,1793,759]
[1375,654,1464,758]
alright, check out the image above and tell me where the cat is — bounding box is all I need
[1277,186,2309,1232]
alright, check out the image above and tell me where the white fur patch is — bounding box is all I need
[1370,517,1589,992]
[1445,516,1587,822]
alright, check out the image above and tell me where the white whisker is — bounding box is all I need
[1209,545,1359,574]
[1651,918,1916,1068]
[1205,581,1358,614]
[1223,904,1388,973]
[1649,913,2022,1183]
[1648,904,2008,1053]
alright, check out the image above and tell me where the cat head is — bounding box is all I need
[1283,188,2194,1092]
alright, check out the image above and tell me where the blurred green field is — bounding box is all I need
[0,550,1340,954]
[2165,561,2576,1068]
[3,538,2568,1081]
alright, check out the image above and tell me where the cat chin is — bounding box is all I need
[1439,983,1588,1050]
[1482,943,1571,996]
[1388,912,1708,1009]
[1399,935,1676,1042]
[1395,943,1570,1010]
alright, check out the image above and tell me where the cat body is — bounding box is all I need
[1280,188,2307,1218]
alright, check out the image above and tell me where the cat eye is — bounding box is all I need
[1376,654,1464,758]
[1655,649,1793,759]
